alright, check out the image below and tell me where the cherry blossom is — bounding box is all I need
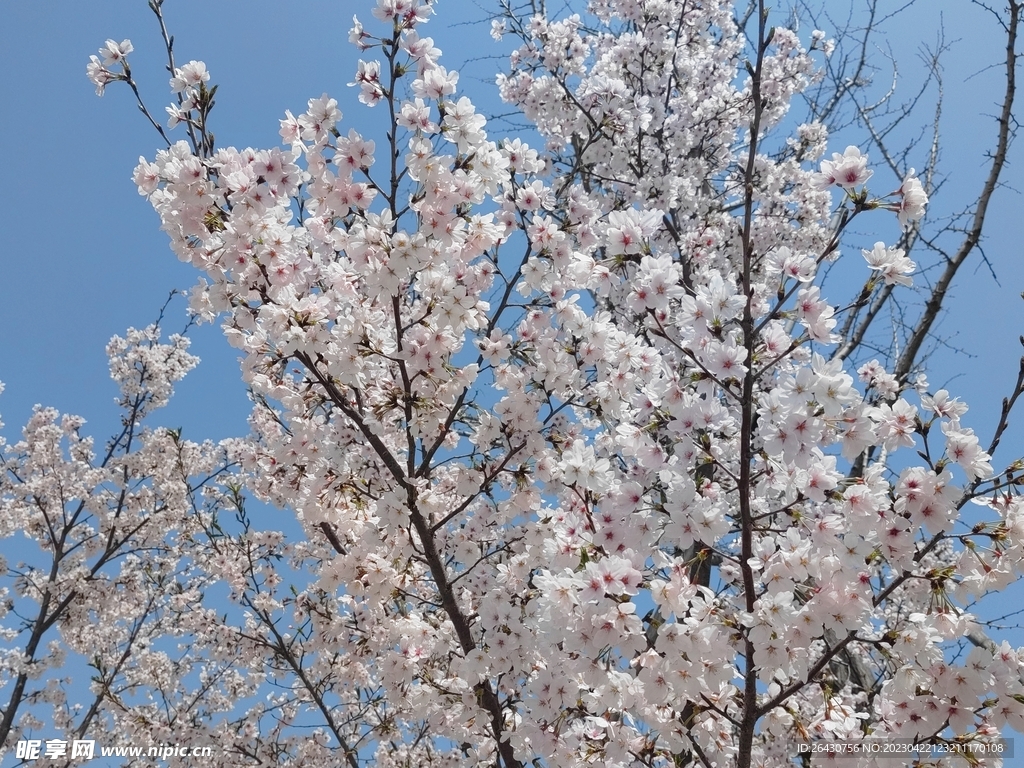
[862,242,916,286]
[811,145,873,189]
[894,168,929,229]
[67,0,1024,766]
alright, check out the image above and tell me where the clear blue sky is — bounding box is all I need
[0,0,507,444]
[0,1,1018,444]
[1,0,1022,750]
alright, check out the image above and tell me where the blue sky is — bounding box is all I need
[0,0,507,444]
[0,1,1018,447]
[2,0,1023,755]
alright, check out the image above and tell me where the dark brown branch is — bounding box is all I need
[893,0,1019,384]
[736,4,770,765]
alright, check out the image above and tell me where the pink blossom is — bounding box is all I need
[811,145,873,189]
[895,168,928,228]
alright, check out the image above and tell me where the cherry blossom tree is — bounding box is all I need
[0,314,262,757]
[5,0,1024,766]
